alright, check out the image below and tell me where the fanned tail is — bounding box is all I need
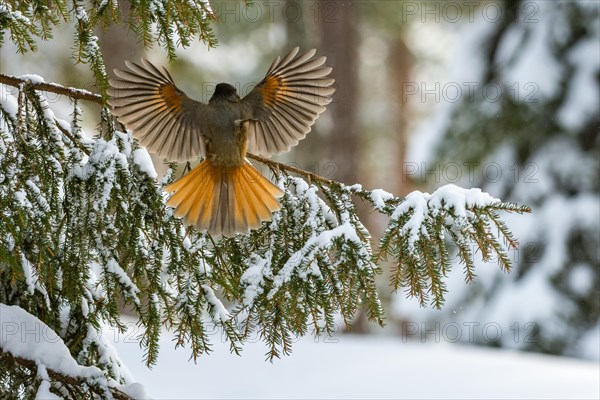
[165,160,283,237]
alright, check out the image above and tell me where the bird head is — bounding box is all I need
[210,83,239,102]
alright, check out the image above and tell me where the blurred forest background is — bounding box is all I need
[1,0,598,361]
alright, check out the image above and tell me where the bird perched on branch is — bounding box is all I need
[108,48,335,237]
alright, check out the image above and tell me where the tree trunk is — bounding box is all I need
[318,1,359,185]
[389,37,415,197]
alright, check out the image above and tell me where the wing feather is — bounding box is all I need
[108,59,206,162]
[242,48,335,156]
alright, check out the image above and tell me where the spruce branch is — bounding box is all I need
[0,73,103,104]
[1,0,218,91]
[247,153,336,186]
[0,348,133,400]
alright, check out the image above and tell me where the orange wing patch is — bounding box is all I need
[159,84,182,113]
[261,75,287,107]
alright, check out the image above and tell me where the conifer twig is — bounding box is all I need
[0,73,335,185]
[246,153,335,186]
[54,117,91,155]
[0,348,133,400]
[0,73,103,104]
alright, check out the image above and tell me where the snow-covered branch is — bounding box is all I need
[0,305,143,400]
[377,185,530,308]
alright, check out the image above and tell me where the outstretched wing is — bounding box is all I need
[242,47,335,156]
[108,59,206,163]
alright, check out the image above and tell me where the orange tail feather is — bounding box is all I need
[165,160,283,237]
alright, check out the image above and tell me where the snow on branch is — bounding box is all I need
[0,305,144,400]
[376,185,530,308]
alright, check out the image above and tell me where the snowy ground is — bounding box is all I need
[112,331,599,399]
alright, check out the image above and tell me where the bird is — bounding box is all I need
[107,47,335,237]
